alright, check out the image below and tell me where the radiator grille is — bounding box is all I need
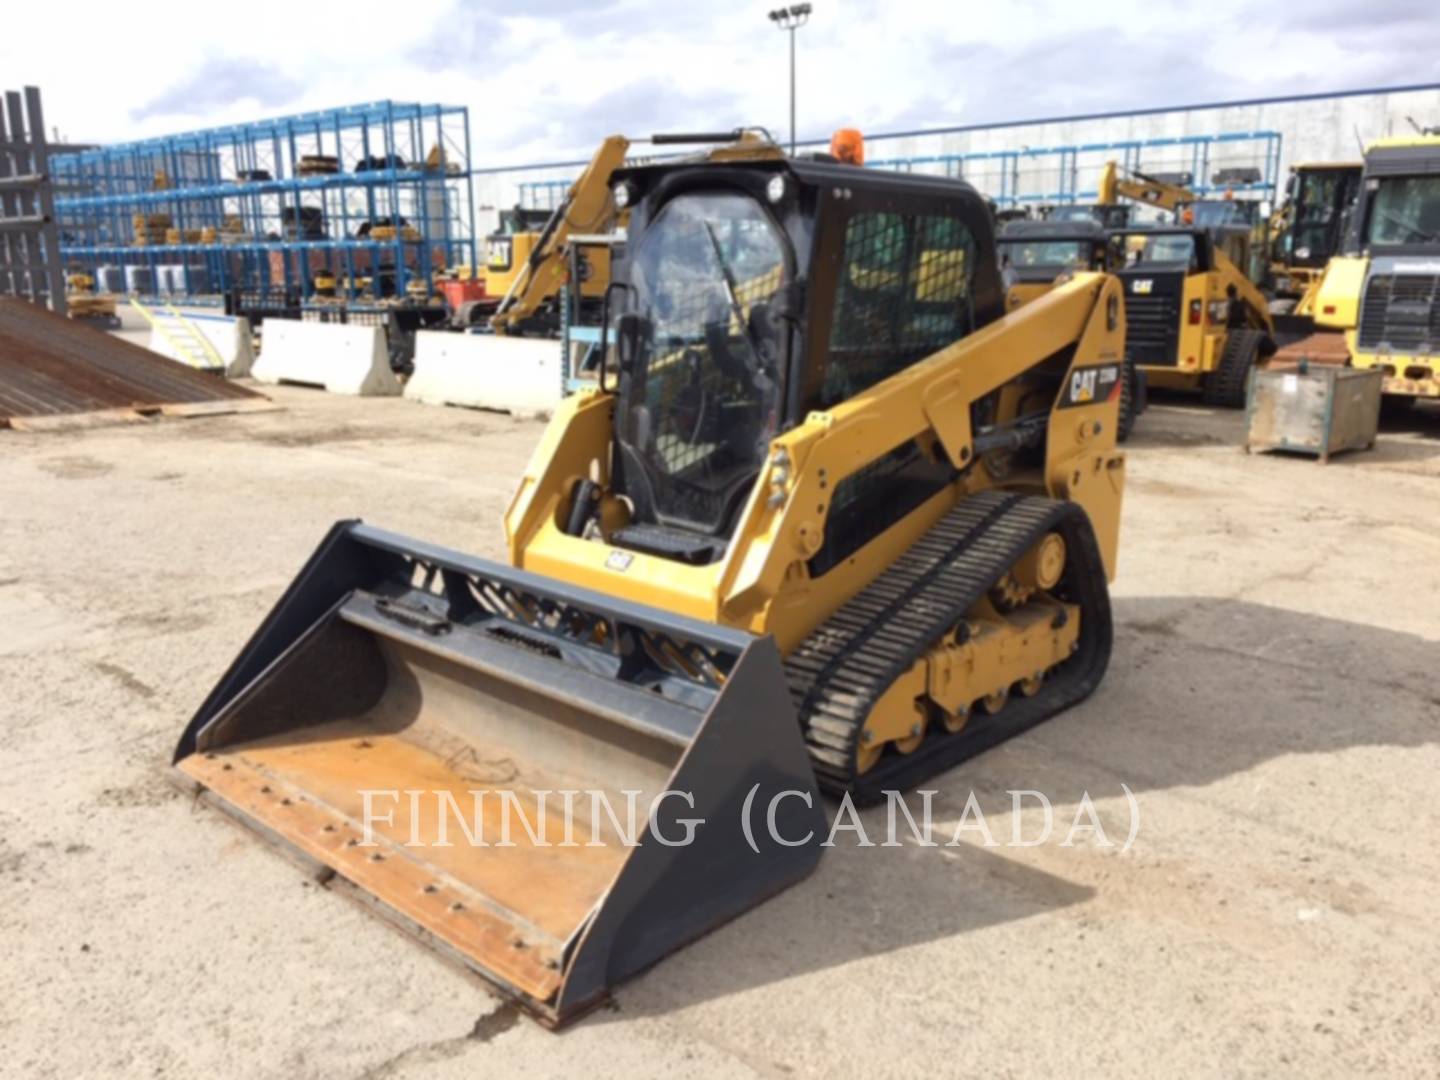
[1124,292,1181,366]
[1358,274,1440,354]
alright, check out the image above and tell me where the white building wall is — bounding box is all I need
[469,85,1440,230]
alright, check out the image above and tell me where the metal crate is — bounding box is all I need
[1245,364,1383,463]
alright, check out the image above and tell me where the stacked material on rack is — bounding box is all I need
[132,213,172,246]
[297,154,339,176]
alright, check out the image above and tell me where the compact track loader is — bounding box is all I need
[174,136,1127,1025]
[1111,225,1275,406]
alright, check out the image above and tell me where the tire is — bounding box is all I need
[1203,328,1267,409]
[1380,394,1416,419]
[1117,357,1137,442]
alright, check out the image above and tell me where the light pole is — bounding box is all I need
[768,4,812,155]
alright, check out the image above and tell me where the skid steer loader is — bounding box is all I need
[1111,224,1275,406]
[174,135,1128,1025]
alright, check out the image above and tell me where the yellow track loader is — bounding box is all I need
[1111,224,1275,406]
[173,135,1128,1025]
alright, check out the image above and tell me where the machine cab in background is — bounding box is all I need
[998,218,1119,310]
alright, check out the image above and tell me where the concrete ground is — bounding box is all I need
[2,382,1438,1079]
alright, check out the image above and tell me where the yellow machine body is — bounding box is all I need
[173,145,1128,1026]
[506,273,1124,654]
[1114,228,1274,405]
[1297,135,1440,399]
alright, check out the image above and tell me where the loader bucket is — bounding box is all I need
[174,522,825,1025]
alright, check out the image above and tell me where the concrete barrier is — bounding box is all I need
[251,319,400,396]
[147,311,255,378]
[403,331,562,418]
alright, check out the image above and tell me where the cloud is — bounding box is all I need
[922,28,1251,131]
[502,76,751,160]
[131,56,305,121]
[2,0,1433,162]
[406,7,511,69]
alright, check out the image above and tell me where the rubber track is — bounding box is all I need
[1202,328,1264,409]
[784,489,1113,804]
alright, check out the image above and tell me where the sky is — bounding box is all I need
[4,0,1439,165]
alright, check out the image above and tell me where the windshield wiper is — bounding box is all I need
[702,222,765,370]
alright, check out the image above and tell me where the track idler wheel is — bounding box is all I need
[980,686,1010,714]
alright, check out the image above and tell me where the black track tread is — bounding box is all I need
[784,490,1113,804]
[1203,328,1265,408]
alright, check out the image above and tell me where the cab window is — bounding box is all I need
[823,211,977,406]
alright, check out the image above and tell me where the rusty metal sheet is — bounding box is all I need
[0,297,263,425]
[1270,330,1351,367]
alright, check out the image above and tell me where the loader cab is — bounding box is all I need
[605,158,1004,563]
[1351,143,1440,257]
[1342,138,1440,397]
[1045,203,1133,229]
[1274,164,1363,271]
[998,219,1116,310]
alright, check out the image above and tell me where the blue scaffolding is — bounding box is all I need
[52,100,477,305]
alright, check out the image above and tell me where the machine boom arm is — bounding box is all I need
[490,135,631,333]
[1098,160,1196,214]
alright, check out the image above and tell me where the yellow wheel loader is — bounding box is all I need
[1268,162,1363,300]
[173,139,1128,1025]
[1284,132,1440,402]
[1112,225,1275,406]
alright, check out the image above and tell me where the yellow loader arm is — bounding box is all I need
[1213,248,1275,334]
[490,134,630,333]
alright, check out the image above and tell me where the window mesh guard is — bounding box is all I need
[823,211,976,405]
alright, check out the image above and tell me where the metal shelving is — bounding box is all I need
[52,100,477,304]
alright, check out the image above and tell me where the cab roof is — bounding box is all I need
[614,153,988,205]
[998,219,1108,241]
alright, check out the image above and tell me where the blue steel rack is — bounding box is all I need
[51,100,477,304]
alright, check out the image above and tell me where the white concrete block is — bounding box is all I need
[404,331,562,418]
[251,319,399,396]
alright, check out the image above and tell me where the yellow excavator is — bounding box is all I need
[172,132,1128,1025]
[1097,160,1194,215]
[478,135,632,335]
[1281,131,1440,402]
